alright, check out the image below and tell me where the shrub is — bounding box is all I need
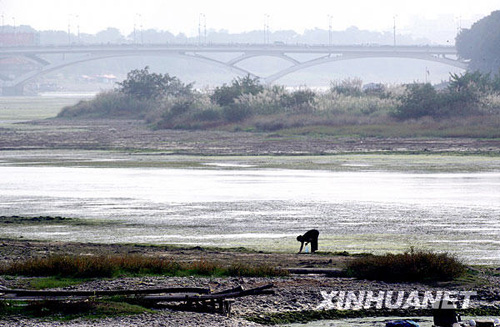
[391,83,442,119]
[235,87,285,115]
[346,249,466,282]
[331,78,363,97]
[280,89,317,113]
[316,92,397,117]
[192,108,222,121]
[222,102,254,122]
[146,93,224,129]
[117,66,193,100]
[211,75,264,106]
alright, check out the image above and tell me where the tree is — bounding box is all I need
[456,11,500,73]
[211,75,264,106]
[95,27,125,44]
[117,66,193,100]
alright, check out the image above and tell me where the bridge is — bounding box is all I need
[0,43,467,95]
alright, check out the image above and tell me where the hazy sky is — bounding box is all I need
[1,0,498,38]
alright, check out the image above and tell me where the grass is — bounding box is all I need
[0,254,288,278]
[20,277,90,290]
[0,96,82,122]
[0,298,153,320]
[270,115,500,139]
[345,249,466,282]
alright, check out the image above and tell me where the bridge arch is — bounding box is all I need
[0,44,468,94]
[263,53,468,84]
[6,52,257,91]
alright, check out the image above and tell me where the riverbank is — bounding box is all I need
[0,239,499,326]
[1,118,500,155]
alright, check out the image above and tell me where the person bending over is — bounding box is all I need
[297,229,319,253]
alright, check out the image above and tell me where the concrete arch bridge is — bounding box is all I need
[0,43,467,95]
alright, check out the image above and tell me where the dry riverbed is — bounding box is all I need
[0,239,500,327]
[1,117,500,326]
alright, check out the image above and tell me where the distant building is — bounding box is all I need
[81,74,117,84]
[96,74,117,83]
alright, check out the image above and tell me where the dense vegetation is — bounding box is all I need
[58,66,500,136]
[346,249,466,282]
[456,10,500,74]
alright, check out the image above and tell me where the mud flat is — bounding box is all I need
[1,118,500,155]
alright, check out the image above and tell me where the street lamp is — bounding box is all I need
[393,15,397,47]
[67,15,72,45]
[264,14,270,44]
[199,13,206,45]
[75,14,80,44]
[134,13,142,44]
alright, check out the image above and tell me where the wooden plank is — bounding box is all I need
[212,285,243,294]
[0,284,275,311]
[135,284,275,302]
[138,290,275,302]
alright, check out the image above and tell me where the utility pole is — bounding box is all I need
[328,15,333,46]
[264,14,270,44]
[456,15,462,34]
[393,15,397,47]
[67,15,71,45]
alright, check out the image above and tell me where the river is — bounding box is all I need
[0,162,499,265]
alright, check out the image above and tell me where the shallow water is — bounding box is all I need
[0,165,499,264]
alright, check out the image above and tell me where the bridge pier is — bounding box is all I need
[1,84,24,96]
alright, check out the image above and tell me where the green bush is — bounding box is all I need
[222,103,254,122]
[211,75,264,106]
[391,83,442,119]
[346,249,466,282]
[117,66,193,100]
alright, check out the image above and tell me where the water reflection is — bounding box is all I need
[0,166,499,264]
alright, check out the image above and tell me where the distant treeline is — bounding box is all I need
[5,24,429,46]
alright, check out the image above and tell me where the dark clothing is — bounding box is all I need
[297,229,319,253]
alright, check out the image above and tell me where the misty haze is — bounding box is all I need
[0,2,499,327]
